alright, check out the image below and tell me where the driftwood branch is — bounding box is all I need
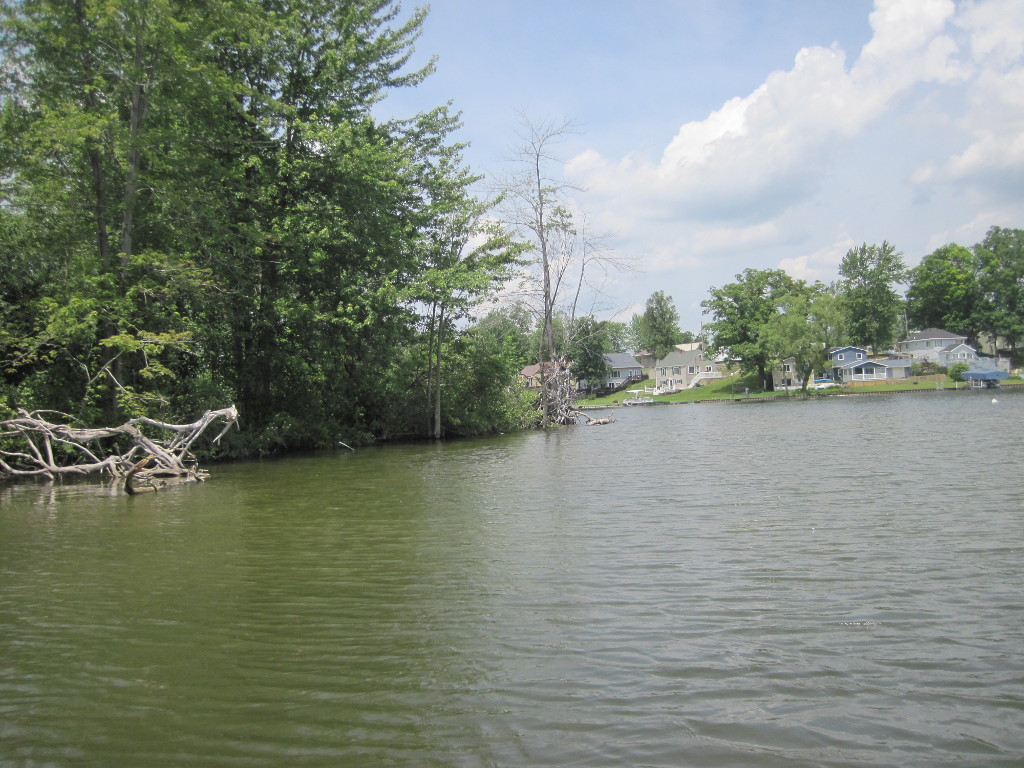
[571,407,614,426]
[0,405,239,488]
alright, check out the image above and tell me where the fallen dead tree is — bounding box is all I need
[573,409,614,426]
[0,406,239,490]
[532,358,616,427]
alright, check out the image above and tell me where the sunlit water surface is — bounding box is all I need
[2,391,1023,767]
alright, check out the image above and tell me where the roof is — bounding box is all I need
[519,362,555,378]
[603,352,641,369]
[835,357,912,370]
[902,328,966,342]
[940,342,976,352]
[962,370,1008,380]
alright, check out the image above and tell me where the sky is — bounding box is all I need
[378,0,1024,332]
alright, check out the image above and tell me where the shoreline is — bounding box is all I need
[579,381,1023,409]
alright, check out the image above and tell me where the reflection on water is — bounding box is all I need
[2,391,1023,767]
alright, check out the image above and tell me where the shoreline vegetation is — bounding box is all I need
[577,371,1023,408]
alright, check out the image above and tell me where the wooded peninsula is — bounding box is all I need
[2,2,1022,479]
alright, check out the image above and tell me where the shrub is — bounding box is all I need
[948,362,971,382]
[910,361,943,376]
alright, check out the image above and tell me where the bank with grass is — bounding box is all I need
[576,371,1023,408]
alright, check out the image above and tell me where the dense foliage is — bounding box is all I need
[0,0,531,452]
[701,268,801,390]
[906,227,1024,352]
[629,291,683,359]
[838,241,907,354]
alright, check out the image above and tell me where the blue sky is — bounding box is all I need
[380,0,1024,332]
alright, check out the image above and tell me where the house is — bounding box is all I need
[897,328,1011,371]
[829,346,911,382]
[597,352,644,393]
[897,328,971,364]
[634,350,659,381]
[653,342,723,392]
[898,328,967,356]
[829,346,869,367]
[773,357,813,389]
[938,342,980,366]
[519,362,556,389]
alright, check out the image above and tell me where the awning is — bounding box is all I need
[962,370,1008,380]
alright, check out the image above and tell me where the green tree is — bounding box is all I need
[471,306,535,372]
[973,227,1024,350]
[763,284,845,392]
[702,268,802,391]
[633,291,682,359]
[564,316,616,388]
[2,1,523,451]
[948,361,971,382]
[1,0,231,419]
[906,244,977,337]
[410,176,526,438]
[838,241,906,354]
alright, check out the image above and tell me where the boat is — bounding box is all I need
[621,395,655,406]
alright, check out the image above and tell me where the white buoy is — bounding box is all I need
[992,398,999,404]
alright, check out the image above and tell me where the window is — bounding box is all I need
[672,366,681,375]
[612,370,620,378]
[837,353,845,361]
[705,366,713,372]
[687,366,696,374]
[784,364,792,372]
[856,352,863,360]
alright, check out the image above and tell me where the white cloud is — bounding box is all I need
[778,238,855,283]
[691,222,782,256]
[909,0,1024,188]
[562,0,1024,328]
[572,0,967,237]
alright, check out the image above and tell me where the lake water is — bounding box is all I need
[2,391,1023,767]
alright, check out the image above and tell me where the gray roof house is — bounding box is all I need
[598,353,644,391]
[898,328,1009,371]
[898,328,968,362]
[833,357,912,383]
[828,346,911,383]
[938,342,980,366]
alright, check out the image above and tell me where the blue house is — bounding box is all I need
[829,347,911,383]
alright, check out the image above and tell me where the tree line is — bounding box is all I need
[546,227,1023,397]
[700,227,1023,391]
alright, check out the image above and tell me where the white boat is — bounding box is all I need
[622,395,654,406]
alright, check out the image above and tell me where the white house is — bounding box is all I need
[653,343,723,392]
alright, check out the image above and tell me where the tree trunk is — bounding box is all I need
[432,306,445,439]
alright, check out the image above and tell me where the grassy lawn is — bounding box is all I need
[575,372,1022,407]
[577,371,763,406]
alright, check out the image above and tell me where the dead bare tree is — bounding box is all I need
[0,405,239,489]
[499,115,633,426]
